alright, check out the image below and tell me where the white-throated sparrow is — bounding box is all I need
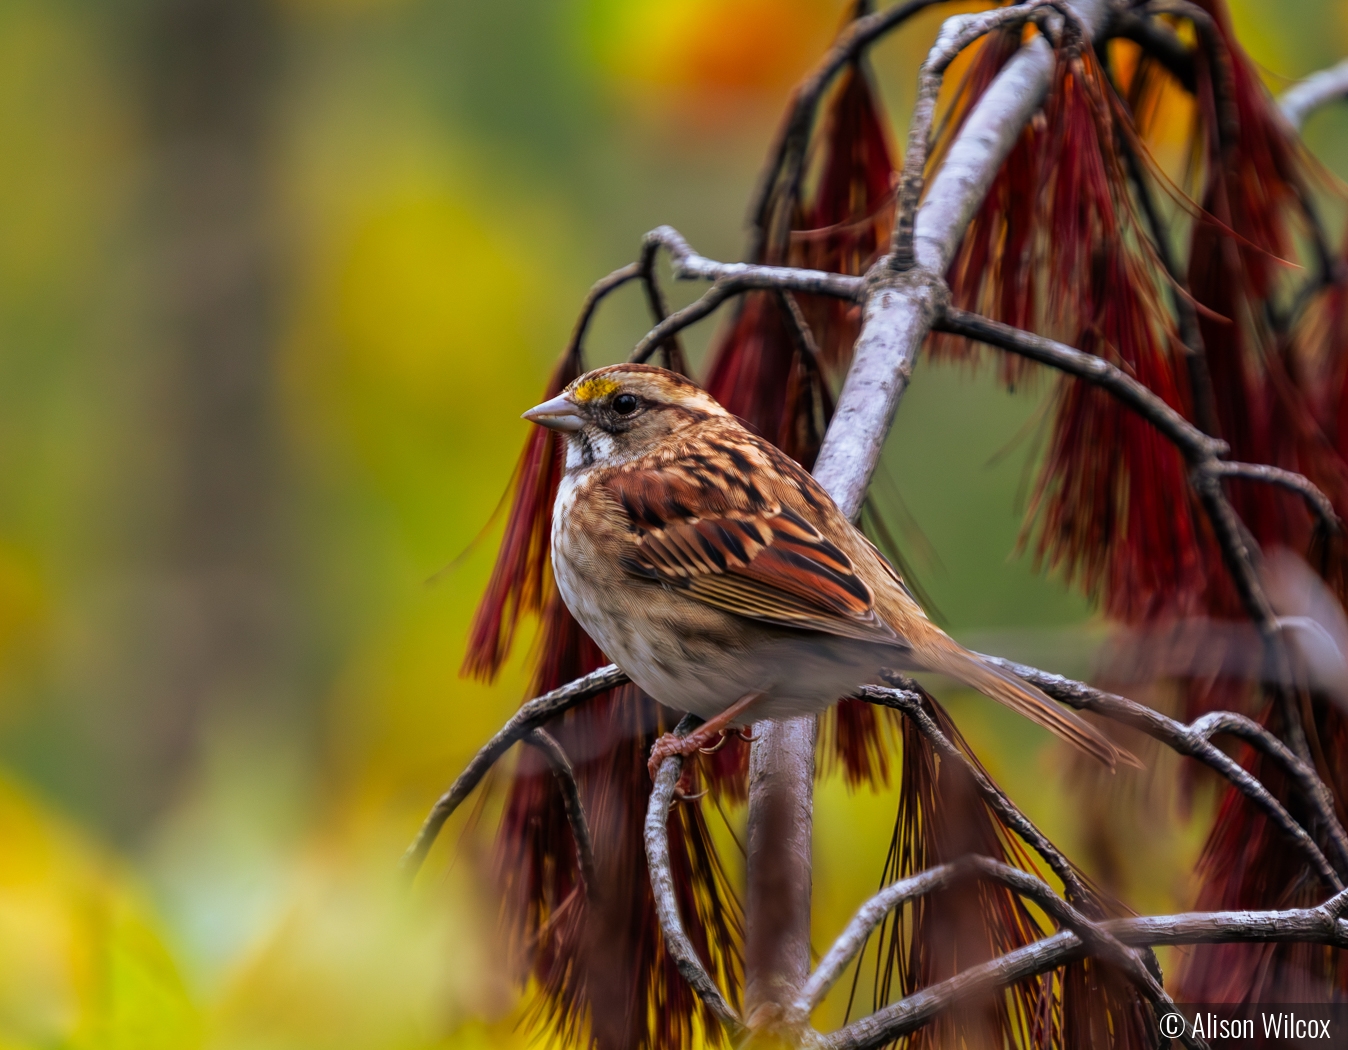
[525,363,1135,774]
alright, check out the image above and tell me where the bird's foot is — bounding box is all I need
[648,692,767,781]
[648,728,717,781]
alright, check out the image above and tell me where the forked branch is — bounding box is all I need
[820,893,1348,1050]
[402,663,628,876]
[861,680,1090,904]
[795,854,1197,1048]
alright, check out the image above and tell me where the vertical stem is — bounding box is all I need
[745,715,817,1040]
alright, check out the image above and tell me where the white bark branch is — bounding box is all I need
[643,715,745,1033]
[811,0,1109,520]
[1280,57,1348,130]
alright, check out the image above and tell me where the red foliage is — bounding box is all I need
[462,351,579,681]
[1172,1,1348,1003]
[861,692,1153,1049]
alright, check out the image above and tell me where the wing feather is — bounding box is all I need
[606,451,899,645]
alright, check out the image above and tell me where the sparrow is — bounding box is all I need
[523,363,1136,775]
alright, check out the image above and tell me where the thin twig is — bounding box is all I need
[859,681,1092,905]
[982,656,1348,888]
[1211,461,1342,533]
[637,234,687,372]
[525,728,598,901]
[401,663,628,877]
[644,714,744,1034]
[935,306,1226,459]
[562,263,641,365]
[627,230,866,365]
[629,281,738,365]
[936,307,1342,531]
[646,226,866,299]
[1280,56,1348,130]
[1189,710,1348,874]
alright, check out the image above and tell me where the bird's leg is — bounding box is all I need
[647,691,766,781]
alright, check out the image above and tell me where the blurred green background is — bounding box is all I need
[0,0,1345,1046]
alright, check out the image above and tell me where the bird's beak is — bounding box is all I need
[522,394,585,432]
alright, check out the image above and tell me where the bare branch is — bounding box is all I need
[799,854,1194,1047]
[797,862,959,1014]
[644,714,744,1035]
[401,663,628,878]
[1280,56,1348,130]
[638,233,687,372]
[627,229,865,365]
[936,306,1226,459]
[629,281,738,365]
[645,226,866,299]
[1188,709,1348,872]
[983,657,1348,888]
[562,264,641,365]
[937,305,1337,763]
[859,682,1092,905]
[776,289,824,366]
[1210,461,1342,534]
[820,898,1348,1050]
[744,715,817,1032]
[525,728,598,901]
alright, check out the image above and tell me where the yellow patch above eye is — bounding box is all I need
[573,376,621,402]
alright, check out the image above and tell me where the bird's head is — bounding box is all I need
[522,363,728,468]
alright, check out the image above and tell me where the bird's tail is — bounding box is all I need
[910,631,1140,772]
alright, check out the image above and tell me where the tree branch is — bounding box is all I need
[983,656,1348,887]
[935,305,1338,766]
[638,232,688,372]
[644,714,744,1035]
[1211,461,1341,532]
[1279,56,1348,131]
[819,896,1348,1050]
[799,855,1196,1048]
[645,225,866,299]
[859,681,1092,905]
[401,663,628,878]
[525,728,599,901]
[627,229,866,365]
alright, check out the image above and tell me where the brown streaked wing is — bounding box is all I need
[606,462,900,645]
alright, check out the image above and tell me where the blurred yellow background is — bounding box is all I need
[0,0,1345,1046]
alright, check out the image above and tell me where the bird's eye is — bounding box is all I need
[612,393,639,415]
